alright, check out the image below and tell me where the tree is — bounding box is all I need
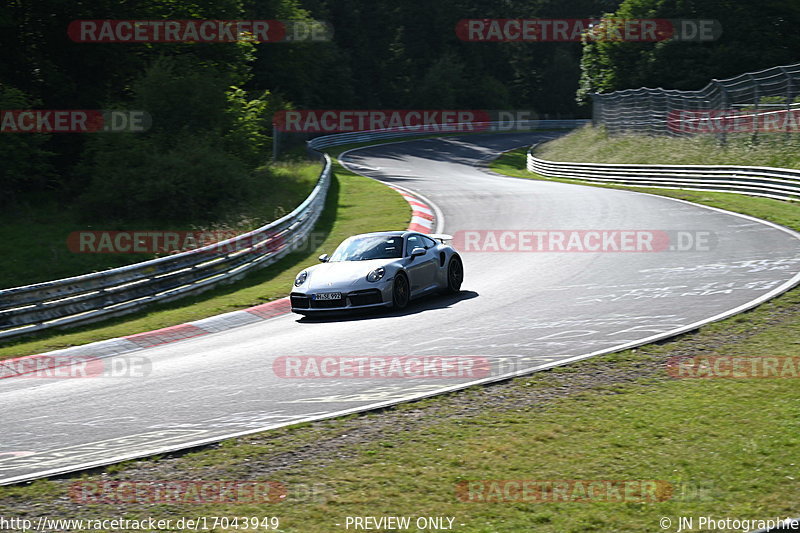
[78,54,274,222]
[578,0,800,101]
[0,84,54,205]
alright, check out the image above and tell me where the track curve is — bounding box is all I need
[1,132,799,484]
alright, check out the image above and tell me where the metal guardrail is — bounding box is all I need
[0,155,332,340]
[527,146,800,202]
[308,120,589,151]
[591,62,800,139]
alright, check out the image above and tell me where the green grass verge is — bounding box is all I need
[535,124,800,169]
[0,162,320,289]
[1,132,799,532]
[0,157,409,359]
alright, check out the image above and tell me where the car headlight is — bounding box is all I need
[366,267,385,282]
[294,271,308,286]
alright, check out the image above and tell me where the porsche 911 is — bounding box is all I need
[290,231,463,314]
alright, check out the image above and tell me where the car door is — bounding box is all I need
[404,234,438,295]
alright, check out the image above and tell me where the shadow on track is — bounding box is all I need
[295,290,479,323]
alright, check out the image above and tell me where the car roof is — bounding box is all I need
[349,231,414,238]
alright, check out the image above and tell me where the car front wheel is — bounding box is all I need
[392,272,410,310]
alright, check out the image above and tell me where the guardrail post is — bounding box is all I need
[749,74,760,145]
[718,82,728,147]
[781,66,793,140]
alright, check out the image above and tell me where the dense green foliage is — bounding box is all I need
[283,0,618,111]
[578,0,800,101]
[0,0,290,221]
[0,84,54,204]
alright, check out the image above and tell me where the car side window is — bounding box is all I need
[406,235,422,255]
[421,235,437,249]
[381,237,403,258]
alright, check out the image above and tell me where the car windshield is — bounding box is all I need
[329,235,403,261]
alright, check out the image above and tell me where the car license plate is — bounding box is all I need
[313,292,341,301]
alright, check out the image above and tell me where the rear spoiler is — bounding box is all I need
[429,233,453,243]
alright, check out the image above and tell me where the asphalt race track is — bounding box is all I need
[2,132,799,484]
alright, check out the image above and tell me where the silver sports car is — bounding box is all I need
[290,231,463,314]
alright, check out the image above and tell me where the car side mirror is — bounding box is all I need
[410,247,426,258]
[318,253,329,263]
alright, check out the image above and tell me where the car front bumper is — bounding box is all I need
[290,286,393,313]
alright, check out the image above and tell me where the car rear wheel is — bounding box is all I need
[446,256,463,293]
[392,272,410,310]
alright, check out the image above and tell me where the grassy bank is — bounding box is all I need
[1,132,798,532]
[535,125,800,169]
[0,158,409,359]
[0,162,321,289]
